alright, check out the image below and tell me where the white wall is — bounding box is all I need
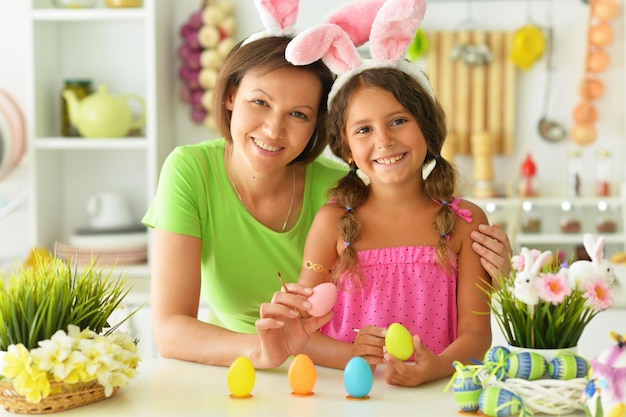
[1,0,625,265]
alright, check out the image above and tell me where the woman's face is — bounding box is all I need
[225,67,322,173]
[344,85,427,186]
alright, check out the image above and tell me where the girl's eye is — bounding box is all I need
[391,118,408,126]
[355,126,372,135]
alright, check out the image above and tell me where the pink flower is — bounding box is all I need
[534,273,571,305]
[583,277,614,311]
[511,249,543,272]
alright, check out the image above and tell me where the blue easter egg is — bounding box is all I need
[479,386,525,417]
[452,365,483,412]
[485,345,511,363]
[548,352,589,380]
[343,356,373,399]
[506,351,546,380]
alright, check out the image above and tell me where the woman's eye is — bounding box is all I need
[251,99,268,106]
[291,111,308,120]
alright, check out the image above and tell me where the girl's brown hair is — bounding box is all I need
[212,36,335,164]
[326,67,457,283]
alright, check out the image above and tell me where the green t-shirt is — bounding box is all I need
[143,139,347,333]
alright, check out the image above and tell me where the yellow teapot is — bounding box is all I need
[63,85,145,138]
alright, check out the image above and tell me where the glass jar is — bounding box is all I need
[596,150,612,197]
[51,0,97,7]
[567,150,582,197]
[61,79,93,137]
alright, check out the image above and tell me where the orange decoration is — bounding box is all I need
[571,0,619,146]
[571,124,598,146]
[592,0,620,20]
[579,78,605,100]
[572,102,599,125]
[587,49,610,73]
[588,22,614,45]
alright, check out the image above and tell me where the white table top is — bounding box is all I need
[0,358,587,416]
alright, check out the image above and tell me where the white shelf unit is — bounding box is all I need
[470,191,626,257]
[26,0,175,279]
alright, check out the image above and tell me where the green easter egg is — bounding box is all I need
[548,352,589,380]
[505,351,546,380]
[479,386,524,417]
[452,366,482,412]
[385,322,414,361]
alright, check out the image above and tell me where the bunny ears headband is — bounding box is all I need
[242,0,300,46]
[284,0,434,109]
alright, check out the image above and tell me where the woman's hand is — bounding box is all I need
[471,224,513,281]
[253,284,331,368]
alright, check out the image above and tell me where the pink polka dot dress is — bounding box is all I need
[320,245,458,355]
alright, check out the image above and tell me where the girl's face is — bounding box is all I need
[343,86,427,186]
[225,67,322,173]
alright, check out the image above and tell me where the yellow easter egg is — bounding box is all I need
[227,356,255,398]
[287,354,316,396]
[385,323,414,361]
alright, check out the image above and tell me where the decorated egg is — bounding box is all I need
[343,356,373,399]
[579,78,605,100]
[572,102,598,125]
[227,356,255,398]
[588,22,614,46]
[287,354,316,396]
[505,351,547,380]
[306,282,337,317]
[548,351,589,380]
[450,362,483,412]
[483,345,511,380]
[479,386,525,417]
[385,322,414,361]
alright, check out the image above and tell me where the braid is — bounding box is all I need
[331,163,368,287]
[424,155,458,271]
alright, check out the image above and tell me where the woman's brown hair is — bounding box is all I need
[212,36,335,164]
[326,67,457,283]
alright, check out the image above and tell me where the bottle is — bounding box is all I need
[596,149,612,197]
[61,79,93,137]
[567,150,582,197]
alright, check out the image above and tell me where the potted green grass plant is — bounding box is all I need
[0,251,141,413]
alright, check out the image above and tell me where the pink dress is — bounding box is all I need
[320,198,472,355]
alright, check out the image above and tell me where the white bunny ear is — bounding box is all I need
[286,24,362,74]
[323,0,387,47]
[369,0,427,65]
[255,0,299,31]
[243,0,299,46]
[582,233,596,259]
[530,251,553,275]
[593,236,606,264]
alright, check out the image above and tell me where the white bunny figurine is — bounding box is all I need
[513,248,553,306]
[563,233,617,291]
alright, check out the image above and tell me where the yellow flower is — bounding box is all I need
[2,344,33,380]
[3,344,51,403]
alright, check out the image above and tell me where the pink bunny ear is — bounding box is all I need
[369,0,427,65]
[323,0,387,47]
[286,24,361,74]
[255,0,299,31]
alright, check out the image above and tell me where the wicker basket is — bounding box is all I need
[483,376,587,415]
[0,379,119,414]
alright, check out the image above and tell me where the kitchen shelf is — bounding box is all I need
[26,0,175,279]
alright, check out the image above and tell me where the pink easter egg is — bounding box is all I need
[306,283,337,317]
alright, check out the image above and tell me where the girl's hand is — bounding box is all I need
[353,325,386,369]
[471,224,513,280]
[383,335,442,387]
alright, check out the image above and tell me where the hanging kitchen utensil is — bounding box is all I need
[537,0,567,142]
[510,0,545,70]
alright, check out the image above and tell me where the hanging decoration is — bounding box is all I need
[178,0,237,131]
[570,0,620,146]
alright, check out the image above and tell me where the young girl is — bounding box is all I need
[258,0,493,386]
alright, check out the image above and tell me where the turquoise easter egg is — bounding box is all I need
[385,323,414,361]
[343,356,373,399]
[548,351,589,380]
[227,356,256,398]
[478,386,525,417]
[505,351,546,380]
[452,365,483,412]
